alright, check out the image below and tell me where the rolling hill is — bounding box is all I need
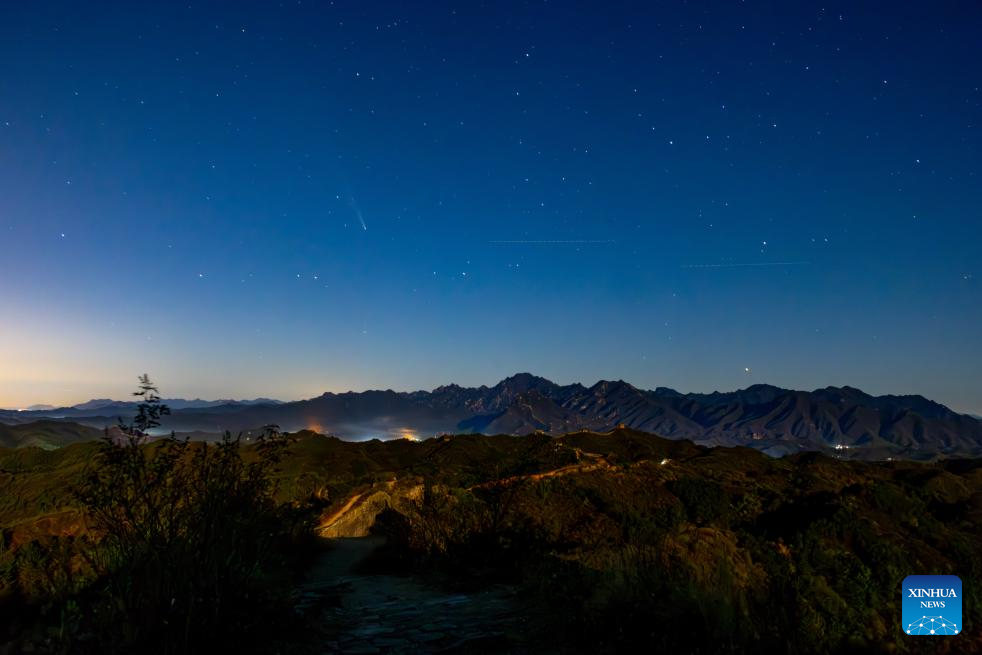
[0,421,104,450]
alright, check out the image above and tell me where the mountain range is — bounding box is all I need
[1,397,282,414]
[2,374,980,460]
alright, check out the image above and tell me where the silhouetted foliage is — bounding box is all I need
[125,373,171,436]
[2,376,305,654]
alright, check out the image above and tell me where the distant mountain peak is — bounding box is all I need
[743,383,786,392]
[653,386,683,397]
[589,379,638,395]
[816,385,869,397]
[431,382,474,395]
[73,398,119,410]
[492,373,560,395]
[497,372,553,386]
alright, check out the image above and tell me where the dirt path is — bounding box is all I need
[296,538,536,654]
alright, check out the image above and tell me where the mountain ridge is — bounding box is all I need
[1,397,284,414]
[3,374,980,460]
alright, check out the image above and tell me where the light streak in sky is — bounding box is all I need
[681,261,810,269]
[489,239,616,245]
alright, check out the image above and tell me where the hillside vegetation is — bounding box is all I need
[3,426,982,652]
[1,379,311,654]
[0,422,103,451]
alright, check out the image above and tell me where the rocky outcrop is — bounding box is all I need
[316,479,423,538]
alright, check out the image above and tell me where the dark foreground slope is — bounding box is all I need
[306,430,982,653]
[2,429,981,653]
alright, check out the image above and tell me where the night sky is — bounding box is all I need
[1,1,980,413]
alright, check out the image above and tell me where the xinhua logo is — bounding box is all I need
[902,575,962,636]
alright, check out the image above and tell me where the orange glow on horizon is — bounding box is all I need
[305,418,327,435]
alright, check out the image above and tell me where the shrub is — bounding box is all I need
[669,477,730,524]
[66,376,298,653]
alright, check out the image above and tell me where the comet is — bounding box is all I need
[348,196,367,231]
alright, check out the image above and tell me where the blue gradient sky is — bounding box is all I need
[1,1,980,412]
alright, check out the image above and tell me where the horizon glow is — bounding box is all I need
[1,2,980,413]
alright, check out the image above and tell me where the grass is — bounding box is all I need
[1,425,316,654]
[3,426,982,653]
